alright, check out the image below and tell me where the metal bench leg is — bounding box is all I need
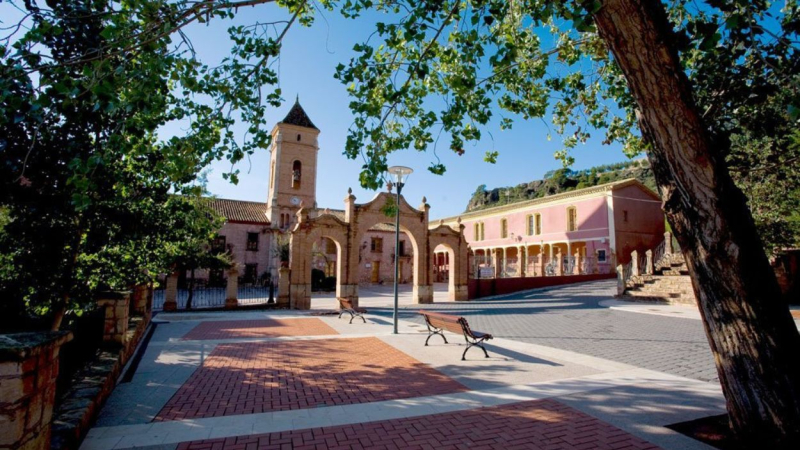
[461,342,490,360]
[348,311,366,324]
[425,330,447,346]
[461,345,471,361]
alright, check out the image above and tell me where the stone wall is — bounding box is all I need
[468,273,616,299]
[49,289,152,450]
[0,331,72,450]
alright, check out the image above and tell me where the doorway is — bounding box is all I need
[371,261,381,283]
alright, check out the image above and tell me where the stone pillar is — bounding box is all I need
[539,248,546,276]
[277,267,292,308]
[491,249,499,278]
[664,231,673,256]
[631,250,640,277]
[413,284,434,304]
[145,283,154,319]
[502,248,507,278]
[518,246,526,277]
[645,250,654,275]
[163,273,178,312]
[555,249,563,276]
[0,332,72,450]
[131,284,148,316]
[96,291,131,346]
[616,265,626,295]
[574,251,581,275]
[224,267,238,309]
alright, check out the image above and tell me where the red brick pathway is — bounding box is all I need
[176,398,661,450]
[156,337,467,421]
[181,319,338,340]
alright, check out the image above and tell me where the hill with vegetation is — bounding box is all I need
[466,159,657,212]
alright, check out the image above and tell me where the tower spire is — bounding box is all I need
[279,96,318,130]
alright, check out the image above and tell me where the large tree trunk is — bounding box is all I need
[589,0,800,446]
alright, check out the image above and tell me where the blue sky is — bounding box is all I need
[171,4,634,219]
[2,2,635,219]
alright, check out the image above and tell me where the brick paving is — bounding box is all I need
[156,337,467,421]
[384,280,720,382]
[181,318,338,340]
[175,398,661,450]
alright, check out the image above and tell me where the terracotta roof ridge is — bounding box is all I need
[434,178,651,223]
[204,197,268,205]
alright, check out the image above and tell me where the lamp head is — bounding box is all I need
[387,165,413,185]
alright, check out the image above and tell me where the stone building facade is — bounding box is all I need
[436,179,665,278]
[193,99,455,293]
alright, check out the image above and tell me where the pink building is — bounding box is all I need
[434,179,664,278]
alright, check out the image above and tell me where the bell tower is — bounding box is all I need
[266,97,320,228]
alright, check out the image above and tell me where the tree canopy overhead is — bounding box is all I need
[334,0,798,187]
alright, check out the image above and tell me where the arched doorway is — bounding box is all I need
[357,226,416,288]
[289,212,352,309]
[430,221,469,301]
[310,236,339,300]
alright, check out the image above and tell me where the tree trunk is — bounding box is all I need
[589,0,800,445]
[50,296,68,331]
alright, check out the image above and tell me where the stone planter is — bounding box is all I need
[0,331,72,450]
[95,291,131,346]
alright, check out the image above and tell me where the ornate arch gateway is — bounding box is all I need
[288,189,469,309]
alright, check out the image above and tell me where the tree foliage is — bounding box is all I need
[333,0,799,190]
[0,0,299,327]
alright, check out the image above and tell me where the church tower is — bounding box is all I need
[266,98,320,228]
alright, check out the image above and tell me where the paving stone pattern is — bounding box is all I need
[386,280,719,382]
[156,337,467,421]
[180,318,338,340]
[175,398,661,450]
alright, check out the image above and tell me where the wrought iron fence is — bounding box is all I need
[564,256,576,275]
[638,251,648,275]
[621,259,633,286]
[152,281,273,311]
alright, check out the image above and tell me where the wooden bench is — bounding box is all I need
[338,298,367,324]
[419,311,493,360]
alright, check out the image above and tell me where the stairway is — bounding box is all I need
[622,253,697,305]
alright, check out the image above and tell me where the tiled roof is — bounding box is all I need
[205,198,270,224]
[279,98,318,130]
[434,178,659,224]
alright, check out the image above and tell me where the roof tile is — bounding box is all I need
[205,198,269,224]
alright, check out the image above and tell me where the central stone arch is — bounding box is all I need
[287,189,467,309]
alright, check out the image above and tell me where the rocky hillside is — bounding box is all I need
[466,159,657,212]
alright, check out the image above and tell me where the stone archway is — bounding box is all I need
[430,220,469,301]
[289,212,352,309]
[345,191,433,304]
[287,190,467,309]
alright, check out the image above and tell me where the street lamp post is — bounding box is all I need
[387,165,413,335]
